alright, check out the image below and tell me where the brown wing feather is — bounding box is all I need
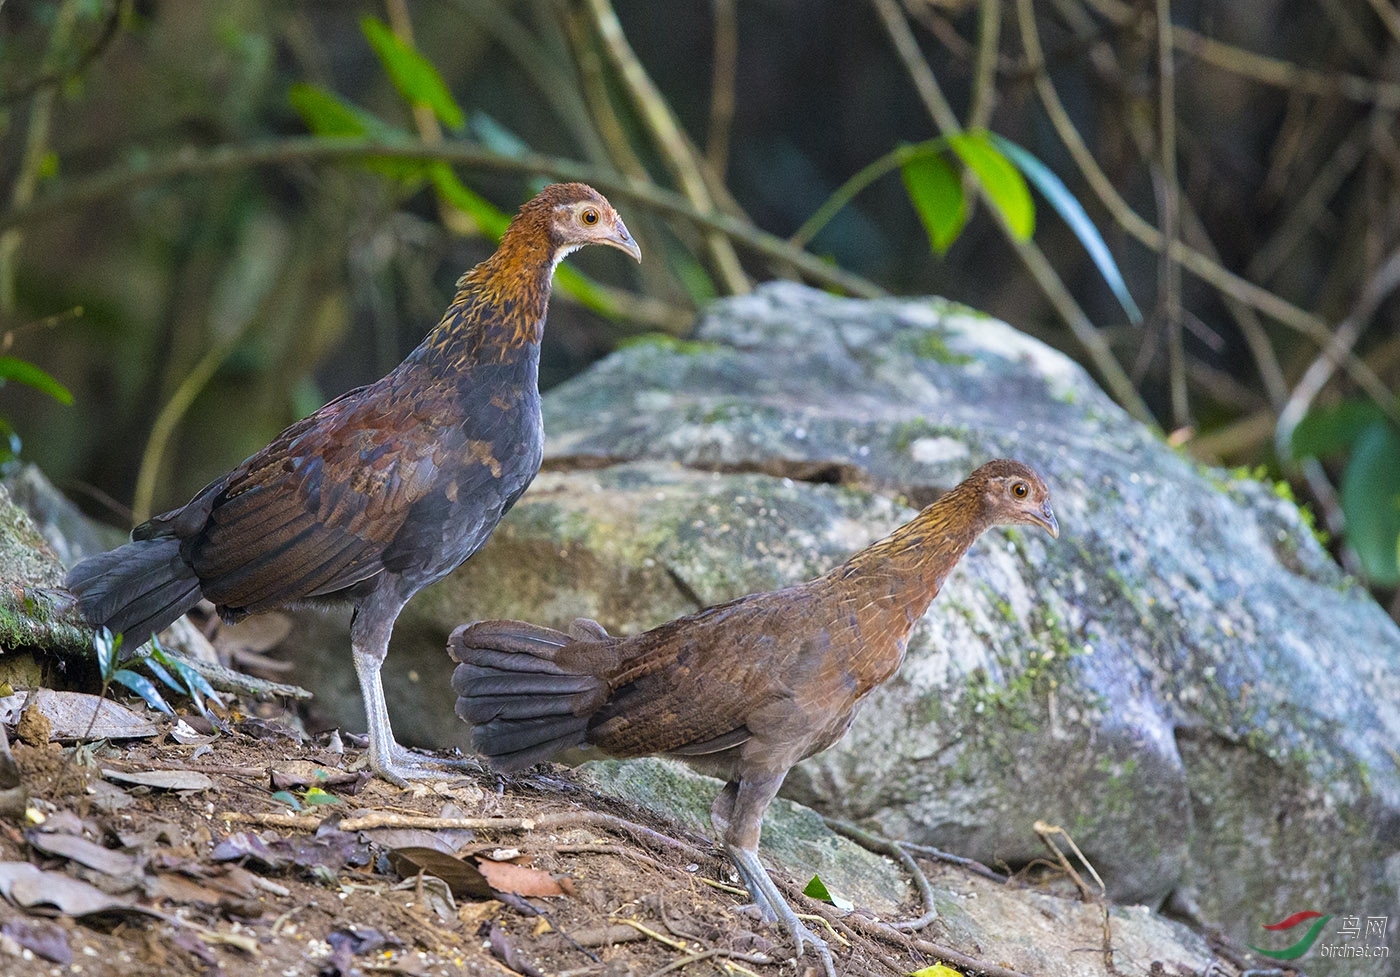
[191,367,457,611]
[583,589,821,757]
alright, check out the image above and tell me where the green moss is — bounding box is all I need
[898,330,974,365]
[616,333,720,356]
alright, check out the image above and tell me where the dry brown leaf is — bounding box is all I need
[475,859,566,899]
[25,830,142,879]
[102,768,215,791]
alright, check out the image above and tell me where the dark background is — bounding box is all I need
[1,0,1397,611]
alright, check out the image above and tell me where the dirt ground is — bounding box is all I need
[0,707,1264,977]
[0,712,941,977]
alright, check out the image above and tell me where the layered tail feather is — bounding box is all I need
[449,619,610,771]
[65,536,203,652]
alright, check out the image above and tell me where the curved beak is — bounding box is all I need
[1032,501,1060,539]
[603,218,642,262]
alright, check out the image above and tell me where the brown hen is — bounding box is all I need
[67,183,640,785]
[450,458,1059,974]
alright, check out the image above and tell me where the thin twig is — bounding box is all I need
[1155,0,1187,428]
[874,0,1154,424]
[1016,0,1399,422]
[0,0,82,312]
[585,0,749,295]
[1276,244,1400,466]
[0,136,884,298]
[968,0,1002,131]
[823,819,938,931]
[705,0,739,180]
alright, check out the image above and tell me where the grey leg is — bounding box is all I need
[714,775,837,977]
[351,589,478,785]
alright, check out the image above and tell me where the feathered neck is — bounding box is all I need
[417,207,561,365]
[834,475,995,605]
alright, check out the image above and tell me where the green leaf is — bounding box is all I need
[901,152,966,254]
[271,790,303,811]
[1290,399,1390,460]
[360,17,465,132]
[802,874,854,911]
[302,787,343,807]
[909,966,963,977]
[987,133,1141,325]
[1339,422,1400,585]
[163,655,225,712]
[948,131,1035,240]
[0,357,72,404]
[112,669,175,717]
[428,165,510,237]
[93,628,120,681]
[142,655,183,694]
[288,83,372,139]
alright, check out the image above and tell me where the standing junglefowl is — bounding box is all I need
[451,459,1058,975]
[67,183,640,785]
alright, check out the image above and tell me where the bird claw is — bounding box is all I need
[373,746,482,786]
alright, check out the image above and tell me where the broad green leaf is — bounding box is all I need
[910,966,963,977]
[112,669,175,717]
[0,356,72,404]
[988,133,1141,325]
[164,655,225,711]
[360,17,465,132]
[287,83,373,139]
[271,790,303,811]
[948,131,1034,240]
[901,152,966,255]
[428,165,510,237]
[288,84,425,182]
[302,787,343,807]
[1290,399,1389,460]
[802,874,854,911]
[1339,422,1400,585]
[93,628,120,681]
[143,655,183,694]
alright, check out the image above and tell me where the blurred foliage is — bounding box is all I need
[0,0,1397,613]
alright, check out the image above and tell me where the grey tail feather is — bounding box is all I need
[448,619,608,770]
[65,537,202,653]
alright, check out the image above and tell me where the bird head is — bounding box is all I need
[973,459,1059,538]
[533,183,641,266]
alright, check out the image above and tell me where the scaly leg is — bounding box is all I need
[712,775,837,977]
[351,590,478,786]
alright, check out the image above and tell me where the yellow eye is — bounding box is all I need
[1012,482,1028,499]
[582,208,599,225]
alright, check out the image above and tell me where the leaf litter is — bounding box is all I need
[0,711,985,977]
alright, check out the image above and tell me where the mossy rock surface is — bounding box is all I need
[0,481,92,657]
[280,283,1398,973]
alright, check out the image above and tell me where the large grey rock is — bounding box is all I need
[291,282,1396,971]
[0,481,91,656]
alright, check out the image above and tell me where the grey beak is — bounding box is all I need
[604,218,642,262]
[1036,501,1060,539]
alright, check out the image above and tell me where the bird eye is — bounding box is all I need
[1012,482,1028,498]
[582,208,599,225]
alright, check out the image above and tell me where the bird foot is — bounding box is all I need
[373,746,481,786]
[774,908,837,977]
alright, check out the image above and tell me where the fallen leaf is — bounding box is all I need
[269,763,370,795]
[389,873,456,920]
[26,830,142,879]
[476,859,567,899]
[803,873,854,911]
[4,691,159,741]
[909,966,964,977]
[388,847,492,900]
[102,768,215,791]
[0,861,146,917]
[489,921,546,977]
[169,720,218,746]
[1,918,71,965]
